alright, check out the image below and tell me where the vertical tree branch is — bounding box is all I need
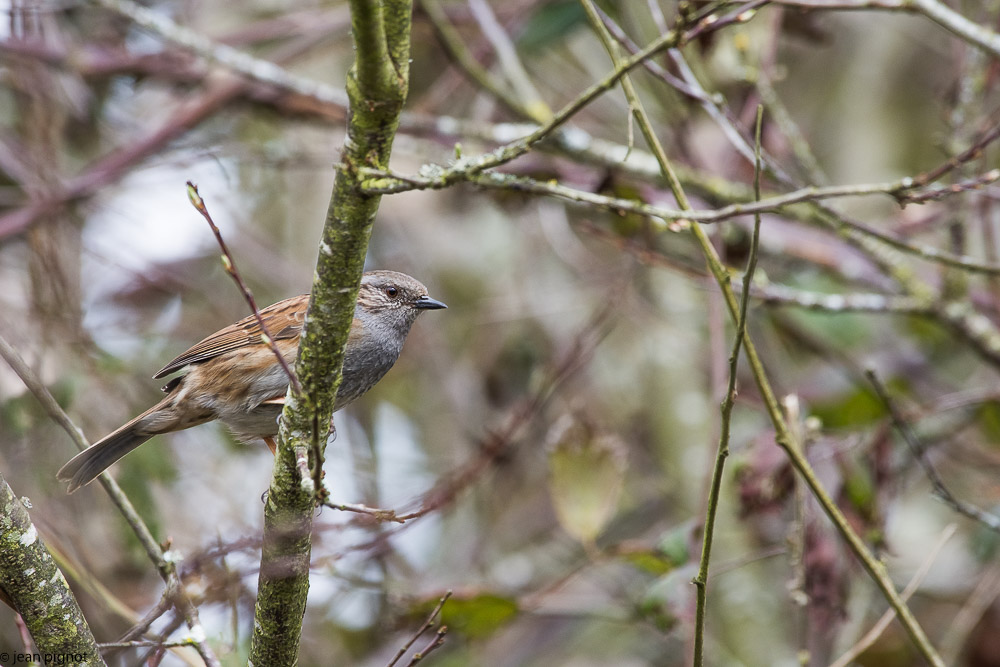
[248,1,413,664]
[692,106,765,666]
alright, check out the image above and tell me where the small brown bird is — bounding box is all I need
[58,270,446,492]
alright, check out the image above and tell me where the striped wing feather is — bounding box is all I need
[152,295,309,379]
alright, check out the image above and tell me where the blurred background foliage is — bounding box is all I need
[2,0,1000,665]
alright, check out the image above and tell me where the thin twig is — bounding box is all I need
[902,169,1000,204]
[693,105,766,666]
[940,557,1000,664]
[773,0,1000,59]
[829,524,958,667]
[99,639,201,649]
[186,181,302,395]
[866,369,1000,533]
[361,163,1000,225]
[471,170,1000,277]
[386,591,452,667]
[0,332,221,667]
[111,595,174,659]
[89,0,349,106]
[403,627,448,666]
[420,0,537,120]
[324,501,410,524]
[466,0,550,121]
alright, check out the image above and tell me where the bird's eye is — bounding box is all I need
[385,286,399,298]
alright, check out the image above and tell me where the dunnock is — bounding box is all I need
[57,270,446,492]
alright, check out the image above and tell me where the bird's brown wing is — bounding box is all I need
[152,294,309,379]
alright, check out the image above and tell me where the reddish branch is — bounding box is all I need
[185,182,302,394]
[0,27,347,240]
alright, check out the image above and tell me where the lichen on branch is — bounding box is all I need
[248,1,415,665]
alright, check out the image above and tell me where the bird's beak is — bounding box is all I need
[414,295,448,310]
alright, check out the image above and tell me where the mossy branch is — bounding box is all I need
[0,472,103,665]
[248,1,414,664]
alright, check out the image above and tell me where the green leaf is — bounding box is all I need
[518,1,588,53]
[809,386,887,429]
[438,593,518,640]
[547,416,627,544]
[620,524,692,575]
[842,463,876,521]
[977,401,1000,445]
[656,525,691,568]
[600,181,648,238]
[638,566,697,633]
[621,549,677,576]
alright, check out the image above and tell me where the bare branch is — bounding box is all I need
[89,0,348,106]
[186,181,302,395]
[774,0,1000,58]
[830,524,958,667]
[0,332,220,666]
[867,370,1000,533]
[386,591,451,667]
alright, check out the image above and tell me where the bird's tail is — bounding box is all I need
[57,397,180,493]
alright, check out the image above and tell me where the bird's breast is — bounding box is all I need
[336,330,403,410]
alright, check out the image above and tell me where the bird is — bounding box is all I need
[57,270,446,493]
